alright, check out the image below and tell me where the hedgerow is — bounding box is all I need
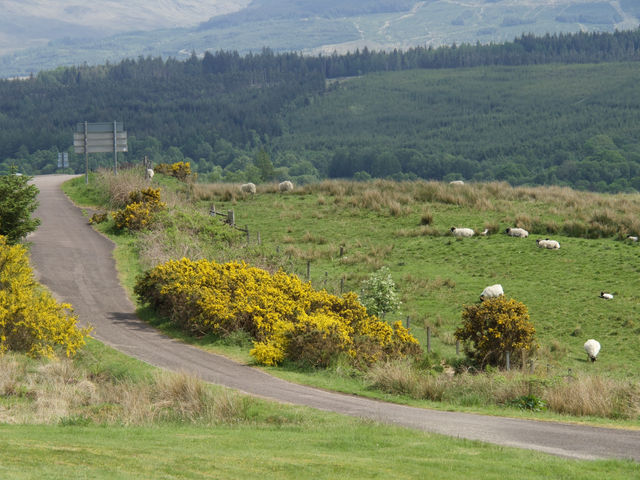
[134,258,421,367]
[0,236,91,358]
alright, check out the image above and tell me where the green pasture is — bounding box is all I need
[200,187,640,378]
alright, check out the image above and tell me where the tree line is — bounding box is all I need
[1,28,640,191]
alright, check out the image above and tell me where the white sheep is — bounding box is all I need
[449,180,464,185]
[241,182,256,194]
[599,291,613,300]
[627,235,638,242]
[450,227,474,238]
[584,339,601,362]
[279,180,294,192]
[480,228,489,236]
[536,238,560,249]
[480,284,504,301]
[506,227,529,238]
[145,168,154,180]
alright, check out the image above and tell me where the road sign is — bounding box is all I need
[74,121,128,182]
[73,122,128,154]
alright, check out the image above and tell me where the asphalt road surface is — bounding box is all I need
[28,174,640,462]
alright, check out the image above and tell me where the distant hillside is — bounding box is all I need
[1,0,639,78]
[2,29,640,192]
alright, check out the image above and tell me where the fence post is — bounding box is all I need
[209,204,215,216]
[405,316,410,329]
[257,232,261,245]
[227,210,235,226]
[306,261,311,281]
[339,245,344,257]
[427,326,431,353]
[505,351,511,371]
[456,340,460,356]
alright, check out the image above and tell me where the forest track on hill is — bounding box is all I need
[28,174,640,462]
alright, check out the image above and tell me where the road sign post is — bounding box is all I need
[73,121,128,183]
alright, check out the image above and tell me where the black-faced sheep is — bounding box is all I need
[584,339,601,362]
[627,235,638,242]
[536,238,560,249]
[279,180,294,192]
[450,227,474,238]
[506,227,529,238]
[480,284,504,301]
[599,292,613,300]
[241,183,256,194]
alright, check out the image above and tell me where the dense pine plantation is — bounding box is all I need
[2,29,640,191]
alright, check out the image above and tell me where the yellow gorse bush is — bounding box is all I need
[135,258,422,367]
[0,236,91,358]
[112,187,166,231]
[154,161,191,181]
[455,296,538,369]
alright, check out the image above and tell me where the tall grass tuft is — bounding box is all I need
[544,375,640,419]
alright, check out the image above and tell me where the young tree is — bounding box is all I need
[455,297,537,369]
[360,266,401,317]
[0,170,41,244]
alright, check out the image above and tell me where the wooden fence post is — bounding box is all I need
[505,351,511,371]
[227,210,235,226]
[306,261,310,281]
[456,340,460,356]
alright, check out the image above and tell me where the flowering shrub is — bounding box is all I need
[154,162,191,181]
[112,187,166,231]
[0,236,91,358]
[135,258,422,367]
[455,296,538,368]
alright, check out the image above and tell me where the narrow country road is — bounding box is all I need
[28,174,640,462]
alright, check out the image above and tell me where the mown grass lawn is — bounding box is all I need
[1,422,639,480]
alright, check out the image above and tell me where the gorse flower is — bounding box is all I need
[135,258,421,367]
[112,187,166,231]
[0,236,91,358]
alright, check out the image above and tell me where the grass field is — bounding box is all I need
[60,172,640,424]
[2,422,640,480]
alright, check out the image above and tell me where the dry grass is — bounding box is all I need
[0,354,249,426]
[544,374,640,418]
[299,179,640,238]
[365,359,640,419]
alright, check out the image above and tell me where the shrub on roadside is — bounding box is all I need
[455,297,538,369]
[0,236,91,358]
[134,258,422,368]
[155,161,191,181]
[112,187,166,232]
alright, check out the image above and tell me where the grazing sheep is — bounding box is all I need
[480,228,489,236]
[450,227,474,238]
[480,284,504,301]
[449,180,464,185]
[627,235,638,242]
[241,182,256,194]
[279,180,294,192]
[584,339,601,362]
[599,291,614,300]
[506,227,529,238]
[145,168,154,180]
[536,238,560,249]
